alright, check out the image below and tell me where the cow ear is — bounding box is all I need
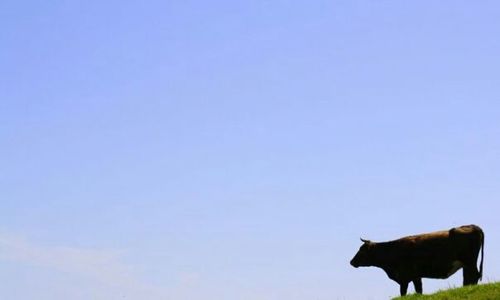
[360,238,371,244]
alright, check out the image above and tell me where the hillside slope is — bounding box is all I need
[392,282,500,300]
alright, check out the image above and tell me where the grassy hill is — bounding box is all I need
[392,282,500,300]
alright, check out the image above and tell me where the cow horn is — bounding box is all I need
[360,238,371,243]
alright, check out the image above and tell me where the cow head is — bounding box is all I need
[350,238,376,268]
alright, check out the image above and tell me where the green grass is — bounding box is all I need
[392,282,500,300]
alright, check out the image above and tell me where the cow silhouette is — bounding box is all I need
[350,224,484,296]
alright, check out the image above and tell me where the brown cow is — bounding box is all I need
[350,224,484,296]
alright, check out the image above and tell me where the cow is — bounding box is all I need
[350,224,484,296]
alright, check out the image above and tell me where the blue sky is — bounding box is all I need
[1,1,500,299]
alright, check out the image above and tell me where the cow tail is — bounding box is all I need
[479,229,484,281]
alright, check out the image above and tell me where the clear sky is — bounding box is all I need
[1,1,499,299]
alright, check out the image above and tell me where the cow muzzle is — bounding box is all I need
[350,259,359,268]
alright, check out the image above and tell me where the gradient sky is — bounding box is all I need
[1,1,500,299]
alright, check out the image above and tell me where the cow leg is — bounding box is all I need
[413,278,423,294]
[399,282,409,296]
[463,265,480,285]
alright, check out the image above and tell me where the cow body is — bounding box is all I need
[350,224,484,296]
